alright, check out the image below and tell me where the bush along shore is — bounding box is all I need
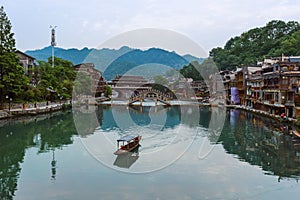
[0,100,72,120]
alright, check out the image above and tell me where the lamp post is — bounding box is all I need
[58,93,61,105]
[5,95,11,112]
[5,95,8,111]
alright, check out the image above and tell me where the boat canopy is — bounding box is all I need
[117,134,139,142]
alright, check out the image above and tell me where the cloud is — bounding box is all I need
[3,0,300,53]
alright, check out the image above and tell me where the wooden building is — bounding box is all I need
[190,80,209,101]
[260,59,300,118]
[109,75,151,99]
[246,69,263,109]
[74,63,105,96]
[220,70,235,104]
[16,50,36,75]
[244,66,262,107]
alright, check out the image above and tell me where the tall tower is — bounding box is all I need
[50,26,57,67]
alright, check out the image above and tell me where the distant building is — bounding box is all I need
[74,63,105,96]
[109,75,151,99]
[261,60,300,117]
[232,56,300,118]
[191,80,209,101]
[219,70,235,104]
[246,68,263,108]
[244,66,262,107]
[110,75,149,88]
[16,50,36,75]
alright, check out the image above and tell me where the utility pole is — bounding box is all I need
[50,25,57,67]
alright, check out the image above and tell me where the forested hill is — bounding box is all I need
[26,46,204,80]
[210,20,300,70]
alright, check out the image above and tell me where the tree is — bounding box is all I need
[210,20,300,70]
[103,84,112,97]
[73,72,92,96]
[36,57,76,102]
[278,30,300,56]
[180,61,203,81]
[0,6,28,106]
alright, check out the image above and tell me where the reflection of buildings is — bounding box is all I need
[229,109,239,127]
[113,146,140,168]
[129,105,168,114]
[73,105,103,137]
[99,106,182,130]
[219,109,300,180]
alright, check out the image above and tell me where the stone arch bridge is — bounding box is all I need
[128,89,173,106]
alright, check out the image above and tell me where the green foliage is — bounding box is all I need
[0,6,29,105]
[104,84,112,97]
[36,57,76,101]
[0,7,78,104]
[0,111,78,199]
[278,30,300,56]
[74,72,92,96]
[48,56,73,68]
[210,20,300,70]
[154,75,169,85]
[180,61,202,81]
[179,58,219,81]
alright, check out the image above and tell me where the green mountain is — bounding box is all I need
[210,20,300,70]
[26,46,204,80]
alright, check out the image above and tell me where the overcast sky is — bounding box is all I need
[2,0,300,56]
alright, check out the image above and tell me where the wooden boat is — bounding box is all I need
[114,134,141,155]
[293,130,300,139]
[113,146,140,168]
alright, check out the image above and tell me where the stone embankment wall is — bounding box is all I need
[0,100,71,120]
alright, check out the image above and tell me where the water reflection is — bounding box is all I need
[2,106,300,199]
[51,150,57,181]
[113,145,140,169]
[72,105,104,136]
[0,111,78,199]
[80,105,201,173]
[219,109,300,181]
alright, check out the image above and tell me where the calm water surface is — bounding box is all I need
[1,106,300,199]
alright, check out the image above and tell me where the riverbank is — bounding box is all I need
[0,101,71,120]
[227,104,298,124]
[2,98,299,127]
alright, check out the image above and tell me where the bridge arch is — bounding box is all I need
[128,89,173,106]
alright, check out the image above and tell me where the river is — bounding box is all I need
[1,105,300,199]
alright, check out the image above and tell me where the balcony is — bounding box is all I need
[284,100,295,107]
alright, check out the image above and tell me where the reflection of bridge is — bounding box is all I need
[128,89,173,106]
